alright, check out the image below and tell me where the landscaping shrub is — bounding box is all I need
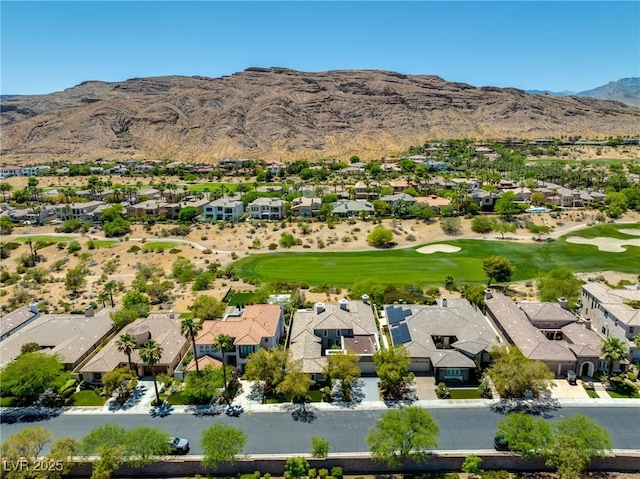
[436,382,450,399]
[330,466,342,479]
[308,469,317,479]
[318,469,329,479]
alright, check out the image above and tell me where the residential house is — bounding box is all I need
[471,189,500,209]
[416,195,451,214]
[126,199,181,219]
[0,308,115,370]
[291,197,322,217]
[0,165,23,178]
[354,182,377,200]
[450,178,482,192]
[581,283,640,361]
[484,291,608,377]
[0,302,40,342]
[383,299,500,382]
[378,193,417,207]
[194,304,285,369]
[289,299,380,380]
[80,312,189,383]
[248,197,285,220]
[54,201,106,222]
[203,197,244,221]
[332,200,374,218]
[389,180,413,194]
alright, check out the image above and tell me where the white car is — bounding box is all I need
[168,436,189,454]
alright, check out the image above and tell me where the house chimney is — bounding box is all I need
[441,298,447,308]
[558,298,567,310]
[315,302,325,314]
[583,318,592,330]
[28,302,39,315]
[484,289,493,300]
[361,294,370,305]
[84,306,95,317]
[169,310,175,319]
[339,299,349,311]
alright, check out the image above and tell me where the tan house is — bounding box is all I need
[194,304,285,369]
[291,197,322,217]
[289,299,380,379]
[80,312,189,383]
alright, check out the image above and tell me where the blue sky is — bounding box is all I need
[2,1,638,95]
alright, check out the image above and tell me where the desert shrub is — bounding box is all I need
[127,245,141,253]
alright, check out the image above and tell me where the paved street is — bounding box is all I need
[2,404,639,456]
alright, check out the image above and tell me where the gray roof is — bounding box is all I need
[332,200,374,214]
[485,293,576,363]
[519,302,577,325]
[0,309,115,367]
[290,301,377,374]
[582,283,640,326]
[1,305,38,339]
[384,299,499,365]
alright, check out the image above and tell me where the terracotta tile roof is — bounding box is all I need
[195,305,282,347]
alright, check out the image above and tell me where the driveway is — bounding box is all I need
[549,379,590,399]
[413,376,437,400]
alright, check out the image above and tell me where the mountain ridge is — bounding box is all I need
[1,68,639,163]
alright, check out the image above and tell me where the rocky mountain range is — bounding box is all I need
[1,68,639,163]
[527,78,640,108]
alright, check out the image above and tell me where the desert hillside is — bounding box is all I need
[1,68,639,163]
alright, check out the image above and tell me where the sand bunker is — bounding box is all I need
[417,244,461,254]
[565,236,640,252]
[618,229,640,237]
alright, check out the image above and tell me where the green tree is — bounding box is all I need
[494,192,521,217]
[483,255,515,287]
[544,414,612,479]
[244,346,290,401]
[1,426,52,477]
[139,339,163,406]
[322,350,361,400]
[102,367,138,401]
[110,309,139,329]
[366,405,439,467]
[103,216,131,237]
[67,240,82,254]
[373,345,414,400]
[19,342,41,355]
[200,423,247,470]
[171,256,197,285]
[444,274,455,292]
[492,220,517,239]
[536,268,582,307]
[440,217,461,235]
[212,333,234,403]
[285,457,310,479]
[48,436,80,479]
[80,423,127,479]
[461,455,484,476]
[0,352,67,405]
[181,317,204,373]
[496,411,551,459]
[600,337,628,381]
[64,262,90,294]
[183,364,227,404]
[605,191,628,218]
[116,333,137,371]
[487,346,554,398]
[277,369,313,403]
[102,280,118,307]
[471,215,494,233]
[279,232,297,248]
[366,226,394,247]
[190,294,225,320]
[122,290,151,317]
[0,215,15,234]
[529,224,553,240]
[311,436,330,458]
[123,426,171,467]
[178,206,198,222]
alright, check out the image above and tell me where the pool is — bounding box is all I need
[526,207,548,213]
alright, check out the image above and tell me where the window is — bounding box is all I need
[323,330,328,337]
[445,368,460,377]
[239,345,253,359]
[630,327,635,334]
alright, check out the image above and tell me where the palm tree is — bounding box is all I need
[212,334,234,404]
[180,317,204,373]
[139,338,164,405]
[116,333,137,371]
[600,337,628,381]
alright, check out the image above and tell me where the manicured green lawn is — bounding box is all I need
[163,390,189,405]
[447,388,483,399]
[15,235,74,243]
[67,390,107,406]
[563,223,640,240]
[179,312,194,319]
[228,292,258,306]
[143,241,181,251]
[606,384,640,398]
[89,239,119,248]
[233,224,640,287]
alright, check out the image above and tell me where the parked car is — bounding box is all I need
[168,436,189,454]
[494,434,509,451]
[567,370,577,385]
